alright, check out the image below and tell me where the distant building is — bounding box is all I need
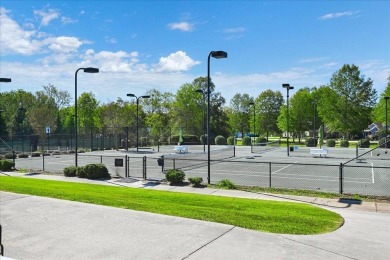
[364,122,383,137]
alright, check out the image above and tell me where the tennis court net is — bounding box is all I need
[251,140,281,154]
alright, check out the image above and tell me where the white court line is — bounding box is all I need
[371,163,375,183]
[271,161,297,174]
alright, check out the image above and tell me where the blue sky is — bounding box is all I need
[1,0,389,104]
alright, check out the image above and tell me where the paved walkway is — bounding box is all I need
[1,172,390,259]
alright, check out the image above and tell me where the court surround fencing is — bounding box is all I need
[9,143,390,197]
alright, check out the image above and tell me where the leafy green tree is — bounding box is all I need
[325,64,377,139]
[289,88,314,143]
[255,90,284,140]
[229,93,253,138]
[372,75,390,127]
[77,92,99,134]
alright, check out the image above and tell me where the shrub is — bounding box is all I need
[257,137,267,145]
[31,152,41,157]
[171,134,200,144]
[18,153,29,158]
[76,167,87,178]
[63,166,78,177]
[326,139,336,147]
[68,150,76,154]
[358,138,370,148]
[379,137,389,148]
[305,138,317,147]
[216,179,236,189]
[82,164,110,179]
[227,136,235,145]
[340,140,349,148]
[188,177,203,187]
[77,149,86,153]
[165,169,185,184]
[215,135,227,145]
[0,160,15,171]
[241,136,251,146]
[4,153,15,159]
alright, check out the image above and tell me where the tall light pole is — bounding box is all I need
[312,100,317,146]
[207,50,227,184]
[385,96,389,148]
[0,78,11,83]
[282,83,294,156]
[249,101,256,142]
[75,67,99,167]
[127,94,150,152]
[195,89,206,153]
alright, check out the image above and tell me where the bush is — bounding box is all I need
[326,139,336,147]
[305,138,317,147]
[0,160,15,171]
[31,152,41,157]
[171,134,200,144]
[63,166,78,177]
[77,149,86,153]
[340,140,349,148]
[76,167,87,178]
[241,136,251,146]
[4,153,15,159]
[18,153,29,158]
[358,138,370,148]
[215,135,227,145]
[379,137,389,148]
[227,136,235,145]
[188,177,203,187]
[82,164,110,179]
[257,137,267,145]
[165,169,185,184]
[216,179,236,189]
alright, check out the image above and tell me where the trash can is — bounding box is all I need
[157,158,164,166]
[290,146,294,152]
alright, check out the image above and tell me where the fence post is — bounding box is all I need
[356,144,358,158]
[125,155,128,178]
[143,156,147,179]
[12,151,16,164]
[251,143,253,153]
[42,152,45,171]
[100,155,102,164]
[233,145,236,157]
[339,163,343,194]
[269,162,272,188]
[161,155,164,172]
[173,158,176,170]
[158,140,160,152]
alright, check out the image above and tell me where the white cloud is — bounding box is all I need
[319,11,360,20]
[33,8,60,27]
[223,27,246,40]
[105,36,117,44]
[61,16,77,24]
[47,36,83,53]
[0,7,40,55]
[298,57,329,63]
[154,51,200,72]
[168,22,193,32]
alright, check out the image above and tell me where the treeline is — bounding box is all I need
[0,64,389,145]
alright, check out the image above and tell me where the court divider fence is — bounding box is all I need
[12,152,390,197]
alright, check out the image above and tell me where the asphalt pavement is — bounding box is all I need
[1,171,390,260]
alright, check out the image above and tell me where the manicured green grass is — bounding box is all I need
[0,176,343,235]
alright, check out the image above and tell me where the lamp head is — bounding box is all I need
[249,101,254,106]
[0,78,11,82]
[211,51,228,59]
[127,93,136,97]
[385,96,390,100]
[83,67,99,73]
[141,95,151,99]
[195,89,204,93]
[282,83,294,90]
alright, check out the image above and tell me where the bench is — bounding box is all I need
[310,148,328,157]
[173,145,188,154]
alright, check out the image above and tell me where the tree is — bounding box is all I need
[229,93,253,138]
[289,88,314,143]
[77,92,99,134]
[255,90,284,140]
[372,75,390,126]
[325,64,377,139]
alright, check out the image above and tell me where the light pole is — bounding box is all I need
[385,96,389,148]
[249,101,255,141]
[127,94,150,152]
[195,89,206,153]
[75,67,99,167]
[312,100,317,146]
[0,78,11,83]
[282,83,294,156]
[207,50,228,184]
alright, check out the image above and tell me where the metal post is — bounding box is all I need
[207,52,211,184]
[136,98,139,152]
[339,163,343,194]
[143,156,146,179]
[42,152,45,171]
[126,126,129,151]
[269,162,272,188]
[125,155,128,178]
[385,97,389,148]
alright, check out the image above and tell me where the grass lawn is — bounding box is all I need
[0,176,343,235]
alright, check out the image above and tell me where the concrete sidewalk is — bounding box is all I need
[1,172,390,259]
